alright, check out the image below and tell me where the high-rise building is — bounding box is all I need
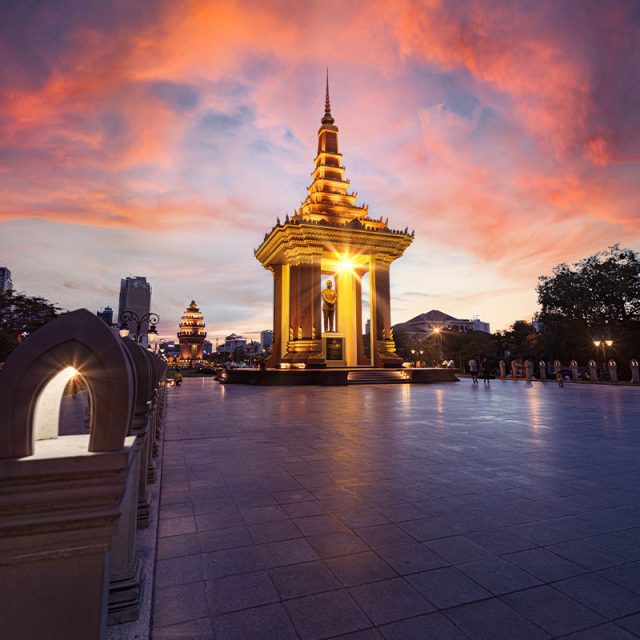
[0,267,13,293]
[260,330,273,353]
[118,276,152,343]
[97,306,114,325]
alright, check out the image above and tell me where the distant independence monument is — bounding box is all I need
[255,80,414,369]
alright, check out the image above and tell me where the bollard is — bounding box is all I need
[0,309,136,640]
[524,360,532,381]
[608,359,618,383]
[570,360,578,381]
[588,359,598,382]
[499,360,506,378]
[510,360,518,379]
[539,360,547,380]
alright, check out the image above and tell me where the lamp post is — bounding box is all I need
[411,348,416,367]
[119,311,160,344]
[593,339,613,379]
[433,327,443,365]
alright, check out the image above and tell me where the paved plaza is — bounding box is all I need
[153,379,640,639]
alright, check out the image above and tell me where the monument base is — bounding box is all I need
[375,339,404,368]
[282,339,326,368]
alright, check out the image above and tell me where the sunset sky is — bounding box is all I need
[1,0,639,340]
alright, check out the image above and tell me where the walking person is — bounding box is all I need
[481,358,490,385]
[468,357,479,384]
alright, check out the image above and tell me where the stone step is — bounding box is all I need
[347,369,410,384]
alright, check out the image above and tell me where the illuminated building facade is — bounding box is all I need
[255,78,413,368]
[177,300,207,361]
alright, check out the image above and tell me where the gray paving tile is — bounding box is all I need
[248,519,303,544]
[379,612,471,639]
[407,566,492,608]
[546,538,628,571]
[270,560,342,599]
[332,630,383,640]
[589,529,640,561]
[397,516,458,542]
[554,574,640,620]
[599,562,640,595]
[307,530,370,558]
[326,551,397,587]
[377,542,449,575]
[502,585,605,636]
[505,547,585,582]
[444,598,550,640]
[617,613,640,636]
[294,513,349,536]
[195,509,244,532]
[197,526,253,553]
[260,537,320,567]
[155,553,203,587]
[374,503,426,522]
[201,545,267,579]
[205,571,279,615]
[458,557,541,595]
[354,524,415,549]
[240,504,290,525]
[425,535,495,565]
[349,577,434,625]
[213,602,298,640]
[158,516,197,538]
[157,532,199,560]
[559,624,639,639]
[465,526,537,554]
[337,509,389,528]
[153,581,209,628]
[153,617,213,639]
[282,499,331,518]
[285,589,372,640]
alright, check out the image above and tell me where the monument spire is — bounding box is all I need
[321,69,334,125]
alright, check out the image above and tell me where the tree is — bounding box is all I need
[536,245,640,368]
[0,290,60,360]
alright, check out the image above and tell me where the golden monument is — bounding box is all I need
[255,77,413,368]
[177,300,207,361]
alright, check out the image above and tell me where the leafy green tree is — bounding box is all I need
[536,245,640,369]
[0,290,60,360]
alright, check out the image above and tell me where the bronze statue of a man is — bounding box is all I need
[321,280,337,332]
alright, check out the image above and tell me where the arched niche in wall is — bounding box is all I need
[0,308,134,459]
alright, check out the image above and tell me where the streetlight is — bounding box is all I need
[120,311,160,343]
[433,327,443,364]
[411,348,416,366]
[593,339,614,379]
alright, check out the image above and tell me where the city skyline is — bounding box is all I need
[1,1,638,336]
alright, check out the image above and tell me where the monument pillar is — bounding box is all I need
[267,265,290,366]
[336,268,357,366]
[282,254,325,366]
[355,269,369,365]
[370,256,402,367]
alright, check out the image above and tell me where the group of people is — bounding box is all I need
[468,357,491,385]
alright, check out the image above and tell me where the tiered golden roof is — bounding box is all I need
[291,75,387,230]
[177,300,206,339]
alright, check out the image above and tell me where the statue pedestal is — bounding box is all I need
[322,333,347,367]
[282,339,326,368]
